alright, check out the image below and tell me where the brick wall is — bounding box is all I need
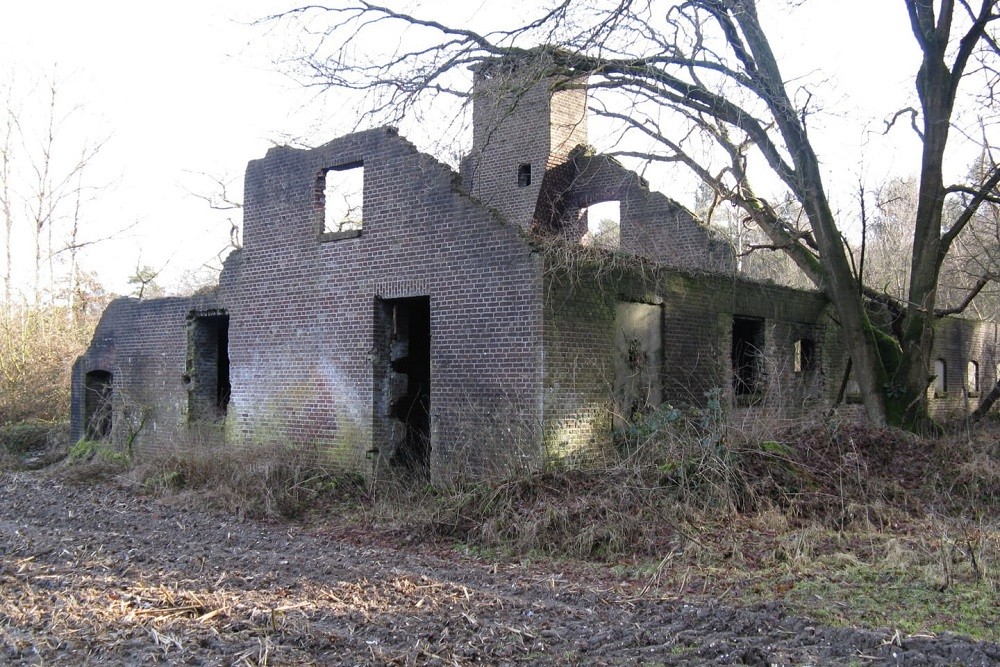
[551,153,736,272]
[72,128,546,483]
[225,128,544,481]
[70,292,223,449]
[462,65,588,230]
[540,251,845,462]
[70,56,1000,482]
[927,317,1000,418]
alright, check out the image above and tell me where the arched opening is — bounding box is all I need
[933,358,947,396]
[967,360,979,395]
[580,200,621,249]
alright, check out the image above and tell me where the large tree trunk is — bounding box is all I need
[887,10,959,430]
[731,3,890,424]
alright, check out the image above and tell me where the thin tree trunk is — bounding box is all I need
[1,106,13,308]
[970,380,1000,421]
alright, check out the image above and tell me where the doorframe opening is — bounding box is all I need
[732,316,765,396]
[374,296,431,473]
[185,310,231,423]
[84,369,113,440]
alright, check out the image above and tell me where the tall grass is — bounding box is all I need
[0,305,98,425]
[129,438,366,520]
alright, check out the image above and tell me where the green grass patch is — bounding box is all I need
[780,564,997,640]
[68,438,130,465]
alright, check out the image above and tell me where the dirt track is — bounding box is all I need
[1,471,997,666]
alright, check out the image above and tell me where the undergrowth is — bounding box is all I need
[44,404,1000,641]
[0,420,68,471]
[127,439,366,520]
[357,409,1000,640]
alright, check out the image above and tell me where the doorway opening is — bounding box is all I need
[84,370,113,440]
[186,311,231,422]
[375,296,431,472]
[732,317,765,396]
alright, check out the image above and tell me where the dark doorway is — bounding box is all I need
[187,312,231,422]
[375,296,431,471]
[84,370,113,440]
[732,317,765,396]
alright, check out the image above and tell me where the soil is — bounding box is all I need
[1,470,998,666]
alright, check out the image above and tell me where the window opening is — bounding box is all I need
[84,370,113,440]
[319,162,364,238]
[933,358,947,395]
[517,163,531,187]
[968,360,979,394]
[580,200,621,249]
[732,317,765,395]
[374,296,431,473]
[187,312,231,422]
[845,378,862,403]
[794,338,815,373]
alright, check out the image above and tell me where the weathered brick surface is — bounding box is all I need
[223,128,544,480]
[75,127,545,482]
[927,317,1000,418]
[70,292,222,446]
[71,59,999,481]
[462,66,588,231]
[545,152,735,272]
[540,255,841,461]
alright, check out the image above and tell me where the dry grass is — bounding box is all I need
[0,306,99,425]
[45,406,999,640]
[0,542,499,665]
[0,420,69,471]
[126,439,366,520]
[427,468,682,559]
[349,413,1000,639]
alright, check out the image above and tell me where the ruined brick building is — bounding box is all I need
[71,60,1000,482]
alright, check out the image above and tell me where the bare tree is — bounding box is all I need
[174,169,245,295]
[0,69,107,308]
[180,169,243,252]
[127,262,165,300]
[863,177,919,303]
[0,81,18,305]
[270,0,1000,429]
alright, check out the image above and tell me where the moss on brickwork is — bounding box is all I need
[541,245,664,464]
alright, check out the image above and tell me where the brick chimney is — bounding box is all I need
[462,51,588,228]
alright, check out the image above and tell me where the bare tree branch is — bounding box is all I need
[935,274,992,315]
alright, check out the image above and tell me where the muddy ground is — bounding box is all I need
[0,470,997,666]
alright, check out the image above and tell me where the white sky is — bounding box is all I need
[0,1,967,298]
[0,0,310,296]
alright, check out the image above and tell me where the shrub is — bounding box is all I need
[0,305,99,425]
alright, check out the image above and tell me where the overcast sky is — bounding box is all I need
[0,0,309,296]
[0,1,954,298]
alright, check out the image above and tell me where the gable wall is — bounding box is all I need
[224,128,545,481]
